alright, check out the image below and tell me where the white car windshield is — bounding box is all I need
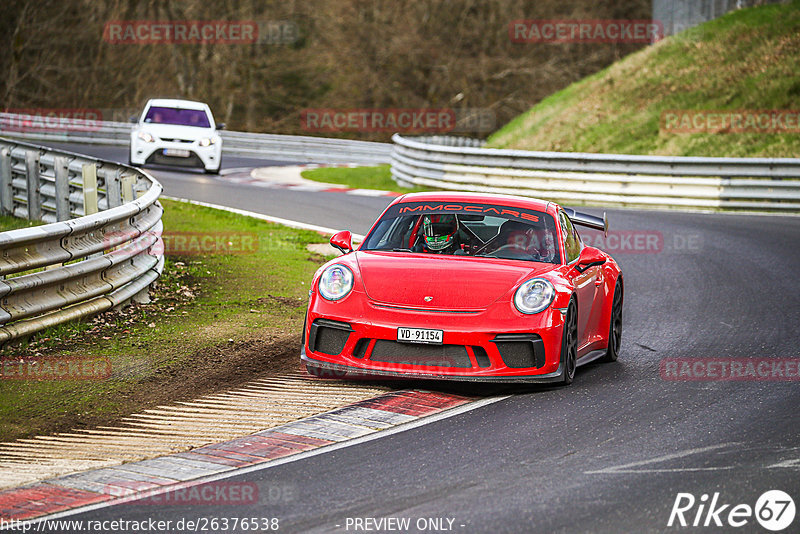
[143,106,211,128]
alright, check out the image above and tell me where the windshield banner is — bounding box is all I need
[384,202,542,223]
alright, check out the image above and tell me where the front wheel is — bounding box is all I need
[205,157,222,174]
[128,150,140,167]
[601,281,623,363]
[559,299,578,385]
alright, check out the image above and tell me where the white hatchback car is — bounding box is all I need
[129,99,223,174]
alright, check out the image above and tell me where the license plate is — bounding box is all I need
[164,148,190,157]
[397,327,443,345]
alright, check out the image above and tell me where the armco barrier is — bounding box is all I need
[0,137,164,345]
[0,112,392,166]
[390,135,800,212]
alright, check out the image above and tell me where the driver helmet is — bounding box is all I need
[423,214,458,251]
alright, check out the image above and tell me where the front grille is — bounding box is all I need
[370,340,471,368]
[147,152,203,168]
[309,319,353,356]
[492,334,545,368]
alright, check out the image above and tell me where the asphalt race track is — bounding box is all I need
[42,142,390,234]
[28,143,800,532]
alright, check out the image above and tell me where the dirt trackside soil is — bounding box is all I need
[6,328,303,442]
[0,264,308,443]
[0,199,338,444]
[131,331,303,411]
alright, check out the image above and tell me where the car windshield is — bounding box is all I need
[143,106,211,128]
[361,201,561,264]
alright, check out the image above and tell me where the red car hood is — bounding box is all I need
[355,251,557,310]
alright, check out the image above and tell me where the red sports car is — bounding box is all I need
[301,192,623,385]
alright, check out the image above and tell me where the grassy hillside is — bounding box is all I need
[488,1,800,157]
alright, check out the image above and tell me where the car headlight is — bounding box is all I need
[137,131,154,143]
[318,264,354,301]
[199,137,215,147]
[514,278,555,314]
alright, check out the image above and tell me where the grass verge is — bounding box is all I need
[0,215,43,232]
[0,199,328,443]
[300,164,430,193]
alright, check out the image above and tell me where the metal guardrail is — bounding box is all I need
[0,137,164,346]
[390,135,800,212]
[0,113,392,166]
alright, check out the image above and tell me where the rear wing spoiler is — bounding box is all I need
[562,208,608,237]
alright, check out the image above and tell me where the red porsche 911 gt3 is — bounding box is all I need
[301,192,623,385]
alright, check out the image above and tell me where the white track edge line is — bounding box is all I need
[13,395,510,528]
[160,196,366,241]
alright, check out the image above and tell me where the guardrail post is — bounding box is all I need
[121,175,135,203]
[54,156,71,221]
[106,169,122,209]
[0,147,11,216]
[25,150,42,220]
[82,163,98,216]
[132,288,152,305]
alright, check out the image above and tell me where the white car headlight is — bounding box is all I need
[137,131,154,143]
[199,137,215,147]
[318,264,354,301]
[514,278,555,314]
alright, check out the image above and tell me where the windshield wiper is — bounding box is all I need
[392,248,413,252]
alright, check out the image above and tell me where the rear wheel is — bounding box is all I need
[601,282,623,363]
[559,299,578,385]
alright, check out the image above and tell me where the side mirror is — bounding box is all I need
[216,123,226,130]
[129,115,138,124]
[575,246,606,273]
[330,230,353,255]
